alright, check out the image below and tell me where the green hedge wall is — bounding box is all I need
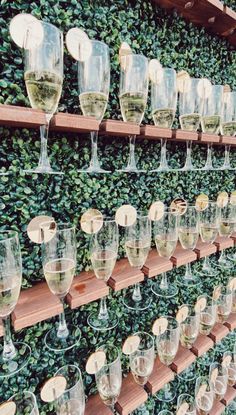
[0,0,236,413]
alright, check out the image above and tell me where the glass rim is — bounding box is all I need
[25,20,63,36]
[121,53,148,62]
[48,222,75,231]
[178,392,195,401]
[157,315,179,332]
[55,363,82,392]
[179,303,199,316]
[0,230,18,243]
[88,39,109,49]
[97,344,120,366]
[133,331,154,351]
[92,216,116,223]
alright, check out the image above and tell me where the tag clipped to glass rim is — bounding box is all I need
[230,191,236,206]
[176,305,189,324]
[176,402,189,415]
[0,402,16,415]
[195,296,207,313]
[115,205,137,227]
[148,59,163,84]
[177,70,191,93]
[27,216,56,244]
[66,27,92,61]
[10,13,44,49]
[213,285,221,301]
[148,201,165,221]
[86,350,106,375]
[222,354,232,368]
[197,383,207,400]
[152,317,168,335]
[122,335,140,355]
[40,375,67,402]
[197,78,212,99]
[210,367,218,383]
[195,194,209,212]
[119,42,132,71]
[170,198,188,216]
[80,208,103,234]
[216,191,228,208]
[228,277,236,291]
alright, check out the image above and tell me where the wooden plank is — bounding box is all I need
[208,323,229,343]
[142,249,173,278]
[199,132,220,143]
[191,334,214,357]
[108,258,144,291]
[194,240,217,259]
[220,135,236,146]
[140,125,173,140]
[170,243,197,267]
[12,282,63,331]
[51,113,99,133]
[145,357,175,395]
[0,104,45,128]
[85,394,113,415]
[100,120,140,136]
[221,386,236,406]
[209,400,225,415]
[115,373,148,415]
[66,272,109,309]
[224,314,236,331]
[214,236,234,251]
[172,129,198,141]
[170,344,196,374]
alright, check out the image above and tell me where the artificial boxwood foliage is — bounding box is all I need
[0,0,236,412]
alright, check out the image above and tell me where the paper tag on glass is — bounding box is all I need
[195,194,209,212]
[170,198,187,216]
[195,296,207,313]
[40,375,67,402]
[210,367,218,383]
[86,350,106,374]
[0,402,16,415]
[9,13,43,49]
[230,191,236,206]
[115,205,137,227]
[217,192,228,208]
[152,317,168,335]
[213,285,221,300]
[176,403,189,415]
[176,305,189,323]
[66,28,92,61]
[148,201,165,221]
[119,42,132,70]
[197,383,207,400]
[122,335,140,355]
[177,70,191,93]
[27,216,56,244]
[222,354,232,367]
[228,277,236,291]
[80,209,103,234]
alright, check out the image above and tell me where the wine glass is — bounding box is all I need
[209,362,228,401]
[195,376,214,414]
[218,203,236,269]
[124,214,151,311]
[78,40,110,173]
[215,286,232,324]
[8,391,39,414]
[201,84,224,170]
[0,230,31,378]
[198,294,217,336]
[24,21,63,174]
[41,223,80,352]
[155,315,180,402]
[96,344,122,413]
[152,210,178,298]
[54,364,85,415]
[177,394,196,415]
[119,54,149,172]
[88,217,119,330]
[177,205,200,286]
[179,77,204,171]
[197,201,219,277]
[150,68,177,172]
[223,351,236,387]
[220,91,236,170]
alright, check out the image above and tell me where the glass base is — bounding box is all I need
[156,383,176,402]
[195,266,218,277]
[44,326,81,352]
[176,272,201,286]
[23,166,64,175]
[151,281,178,298]
[87,310,118,331]
[117,167,146,173]
[177,362,197,382]
[217,259,234,269]
[78,166,111,173]
[0,342,31,378]
[123,290,152,311]
[150,165,170,172]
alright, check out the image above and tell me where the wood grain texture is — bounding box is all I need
[0,104,45,128]
[115,373,148,415]
[214,236,234,250]
[140,125,173,140]
[194,240,217,259]
[170,344,196,374]
[224,313,236,331]
[12,282,63,330]
[108,258,144,291]
[145,357,175,394]
[209,400,225,415]
[142,249,173,278]
[220,135,236,145]
[173,129,198,141]
[51,113,99,133]
[199,132,220,143]
[66,272,109,309]
[100,120,140,136]
[208,323,229,343]
[171,243,197,267]
[84,394,113,415]
[191,334,214,357]
[221,386,236,406]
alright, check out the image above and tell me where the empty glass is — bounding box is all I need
[209,362,228,401]
[220,91,236,170]
[119,54,149,172]
[195,376,214,414]
[55,364,85,415]
[150,68,177,172]
[8,391,39,415]
[177,393,196,415]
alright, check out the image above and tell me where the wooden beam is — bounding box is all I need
[145,357,175,394]
[191,334,214,357]
[208,322,229,343]
[51,113,99,133]
[108,258,144,291]
[84,394,113,415]
[115,373,148,415]
[100,120,139,136]
[170,344,196,374]
[142,249,173,278]
[194,240,217,259]
[171,243,197,267]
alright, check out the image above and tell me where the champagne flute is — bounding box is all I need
[223,351,236,387]
[78,40,110,173]
[177,205,200,286]
[119,54,149,172]
[150,68,177,172]
[0,230,31,378]
[179,78,204,171]
[124,214,151,311]
[218,203,236,269]
[201,84,224,171]
[155,316,180,402]
[41,223,80,352]
[195,376,214,414]
[88,217,119,330]
[198,294,217,336]
[215,286,232,323]
[96,344,122,413]
[197,201,219,277]
[177,394,196,415]
[24,21,63,174]
[152,210,178,298]
[55,364,85,415]
[8,391,39,414]
[209,362,228,401]
[220,91,236,170]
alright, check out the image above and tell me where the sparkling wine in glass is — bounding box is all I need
[42,223,80,352]
[78,40,110,173]
[123,214,151,311]
[223,351,236,387]
[215,286,232,323]
[24,21,63,174]
[152,210,178,298]
[195,376,214,415]
[88,218,119,330]
[209,362,228,401]
[55,364,85,415]
[218,203,236,269]
[150,68,177,172]
[8,391,39,414]
[119,54,149,172]
[0,230,31,378]
[198,294,216,336]
[220,91,236,170]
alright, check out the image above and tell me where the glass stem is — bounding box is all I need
[2,316,16,361]
[127,135,137,170]
[90,130,101,169]
[202,255,211,271]
[38,114,52,170]
[160,272,168,290]
[132,282,142,302]
[219,249,226,263]
[98,297,109,320]
[57,297,69,339]
[163,383,170,399]
[203,142,213,170]
[159,138,169,171]
[183,140,194,170]
[222,145,231,169]
[184,262,193,280]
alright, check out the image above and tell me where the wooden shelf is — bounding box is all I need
[170,344,196,374]
[208,322,229,343]
[108,258,144,291]
[191,333,214,357]
[221,386,236,406]
[51,113,99,133]
[209,401,225,415]
[194,240,217,259]
[145,356,175,394]
[152,0,236,47]
[115,373,148,415]
[224,313,236,331]
[214,236,234,250]
[170,243,197,267]
[142,249,173,278]
[100,120,140,136]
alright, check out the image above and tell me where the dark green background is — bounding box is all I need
[0,0,236,413]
